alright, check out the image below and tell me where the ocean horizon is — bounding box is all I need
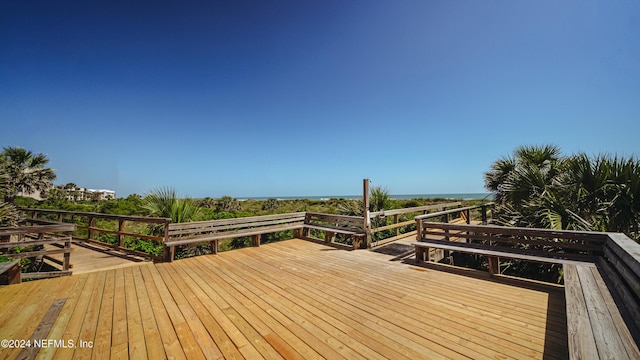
[237,193,493,201]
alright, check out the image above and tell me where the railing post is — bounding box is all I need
[63,232,71,271]
[88,216,95,242]
[416,219,422,241]
[363,179,371,249]
[394,214,399,237]
[118,219,125,248]
[481,205,488,225]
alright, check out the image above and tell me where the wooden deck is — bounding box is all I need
[0,239,568,359]
[45,241,148,275]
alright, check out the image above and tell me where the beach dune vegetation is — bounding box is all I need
[485,145,640,240]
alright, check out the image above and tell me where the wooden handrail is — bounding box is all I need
[369,202,462,218]
[414,203,493,221]
[20,208,171,223]
[0,219,75,282]
[19,208,171,261]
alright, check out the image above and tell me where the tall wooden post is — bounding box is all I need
[363,179,371,249]
[118,219,126,248]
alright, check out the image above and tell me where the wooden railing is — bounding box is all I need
[166,212,368,259]
[165,212,306,260]
[369,202,492,247]
[0,218,75,282]
[415,222,607,262]
[302,212,365,249]
[412,221,640,355]
[21,208,171,261]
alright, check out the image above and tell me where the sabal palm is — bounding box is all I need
[486,146,640,238]
[1,146,56,204]
[143,187,200,223]
[0,165,20,226]
[486,145,592,230]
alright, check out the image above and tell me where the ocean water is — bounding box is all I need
[240,193,493,201]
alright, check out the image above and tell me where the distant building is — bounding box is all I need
[87,189,116,200]
[56,184,116,201]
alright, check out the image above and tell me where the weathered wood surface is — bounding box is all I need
[599,234,640,344]
[417,222,606,261]
[414,221,640,359]
[20,209,170,262]
[0,239,568,360]
[369,202,462,218]
[0,220,75,282]
[21,208,171,224]
[564,264,640,359]
[417,221,609,244]
[414,240,598,267]
[168,212,305,232]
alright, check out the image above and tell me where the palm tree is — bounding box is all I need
[485,145,592,230]
[216,196,241,213]
[0,164,20,227]
[1,147,56,204]
[143,187,200,223]
[486,146,640,238]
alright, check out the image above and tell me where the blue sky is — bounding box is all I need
[2,1,639,198]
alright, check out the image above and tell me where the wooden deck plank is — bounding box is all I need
[184,256,347,360]
[0,239,574,360]
[123,267,148,359]
[73,270,107,360]
[576,265,633,359]
[258,241,569,355]
[53,273,102,359]
[144,264,206,360]
[589,265,640,359]
[138,264,186,360]
[165,259,285,360]
[91,269,115,360]
[154,263,224,360]
[109,268,128,359]
[258,240,568,353]
[225,244,553,360]
[36,274,90,360]
[165,261,247,360]
[205,251,451,360]
[215,249,476,356]
[229,247,549,360]
[130,266,166,360]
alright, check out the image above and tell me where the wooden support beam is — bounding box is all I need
[481,206,488,225]
[210,240,218,254]
[488,256,499,276]
[394,214,399,237]
[88,216,95,241]
[117,219,126,248]
[363,178,370,249]
[63,236,71,271]
[5,262,21,285]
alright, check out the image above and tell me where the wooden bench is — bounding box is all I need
[165,212,306,261]
[0,259,21,285]
[414,239,595,275]
[412,223,640,359]
[564,263,640,359]
[302,212,365,249]
[597,234,640,345]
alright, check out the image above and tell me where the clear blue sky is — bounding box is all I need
[2,1,639,198]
